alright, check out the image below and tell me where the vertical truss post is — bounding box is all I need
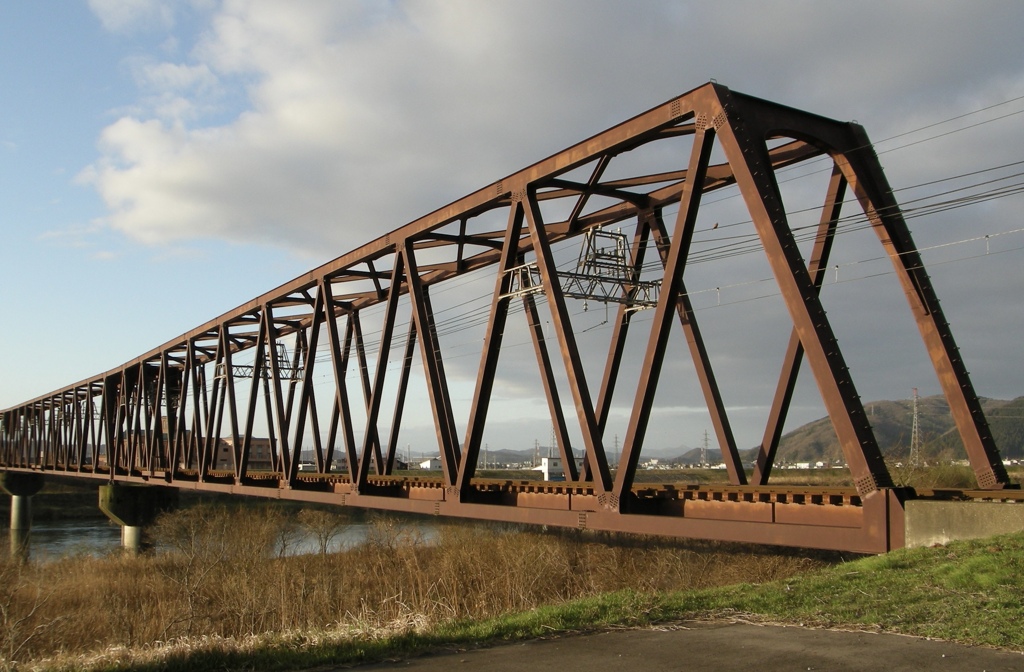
[149,366,164,472]
[130,375,142,472]
[523,190,612,496]
[616,120,716,503]
[185,350,208,473]
[713,87,893,495]
[303,331,327,473]
[753,166,846,484]
[43,399,55,469]
[127,367,144,473]
[67,394,79,470]
[340,316,361,480]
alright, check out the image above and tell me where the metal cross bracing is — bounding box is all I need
[1,83,1013,554]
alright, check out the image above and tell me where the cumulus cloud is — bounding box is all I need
[75,0,1024,448]
[81,1,1024,256]
[88,0,176,33]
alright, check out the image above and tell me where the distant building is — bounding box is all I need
[214,436,274,471]
[531,456,583,481]
[419,457,442,470]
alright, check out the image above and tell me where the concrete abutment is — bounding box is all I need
[905,499,1024,548]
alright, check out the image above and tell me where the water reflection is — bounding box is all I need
[21,519,121,560]
[7,515,436,561]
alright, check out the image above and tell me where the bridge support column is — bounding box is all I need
[99,484,177,553]
[1,473,45,557]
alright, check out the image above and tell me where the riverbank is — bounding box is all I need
[20,530,1022,672]
[0,504,839,670]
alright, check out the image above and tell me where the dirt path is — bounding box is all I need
[352,622,1023,671]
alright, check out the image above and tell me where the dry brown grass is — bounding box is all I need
[0,504,836,669]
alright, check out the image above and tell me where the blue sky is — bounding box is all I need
[3,1,1024,456]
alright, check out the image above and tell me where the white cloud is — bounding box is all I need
[72,0,1024,448]
[88,0,176,33]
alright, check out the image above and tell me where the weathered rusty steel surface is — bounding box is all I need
[0,83,1011,553]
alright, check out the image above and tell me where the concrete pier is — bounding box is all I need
[1,472,45,557]
[99,483,177,553]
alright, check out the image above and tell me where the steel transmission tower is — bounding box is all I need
[910,388,921,468]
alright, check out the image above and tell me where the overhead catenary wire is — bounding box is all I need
[222,91,1024,390]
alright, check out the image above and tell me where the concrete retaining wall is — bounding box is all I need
[905,500,1024,548]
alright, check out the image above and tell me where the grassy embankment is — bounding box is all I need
[1,464,1020,670]
[3,513,1023,670]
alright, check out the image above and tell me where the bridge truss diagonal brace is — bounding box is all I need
[286,292,327,485]
[404,240,462,486]
[838,127,1011,490]
[524,190,613,498]
[752,166,847,485]
[458,198,585,497]
[457,201,527,496]
[351,311,385,476]
[354,260,404,491]
[319,280,361,483]
[648,210,746,486]
[615,110,717,503]
[712,88,894,496]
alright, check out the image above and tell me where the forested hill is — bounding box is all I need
[770,395,1024,465]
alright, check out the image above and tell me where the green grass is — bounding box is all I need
[37,532,1024,672]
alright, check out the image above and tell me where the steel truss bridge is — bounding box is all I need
[1,83,1016,554]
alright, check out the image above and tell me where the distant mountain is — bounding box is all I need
[432,396,1024,468]
[770,395,1024,464]
[670,447,722,466]
[927,396,1024,460]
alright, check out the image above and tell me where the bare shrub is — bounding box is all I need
[297,508,349,555]
[0,558,62,670]
[5,506,833,668]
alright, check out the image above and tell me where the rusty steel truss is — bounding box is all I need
[1,83,1013,553]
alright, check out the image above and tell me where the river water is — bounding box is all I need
[13,516,434,562]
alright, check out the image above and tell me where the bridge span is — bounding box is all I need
[1,83,1016,554]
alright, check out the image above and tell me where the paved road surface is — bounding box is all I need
[353,622,1023,671]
